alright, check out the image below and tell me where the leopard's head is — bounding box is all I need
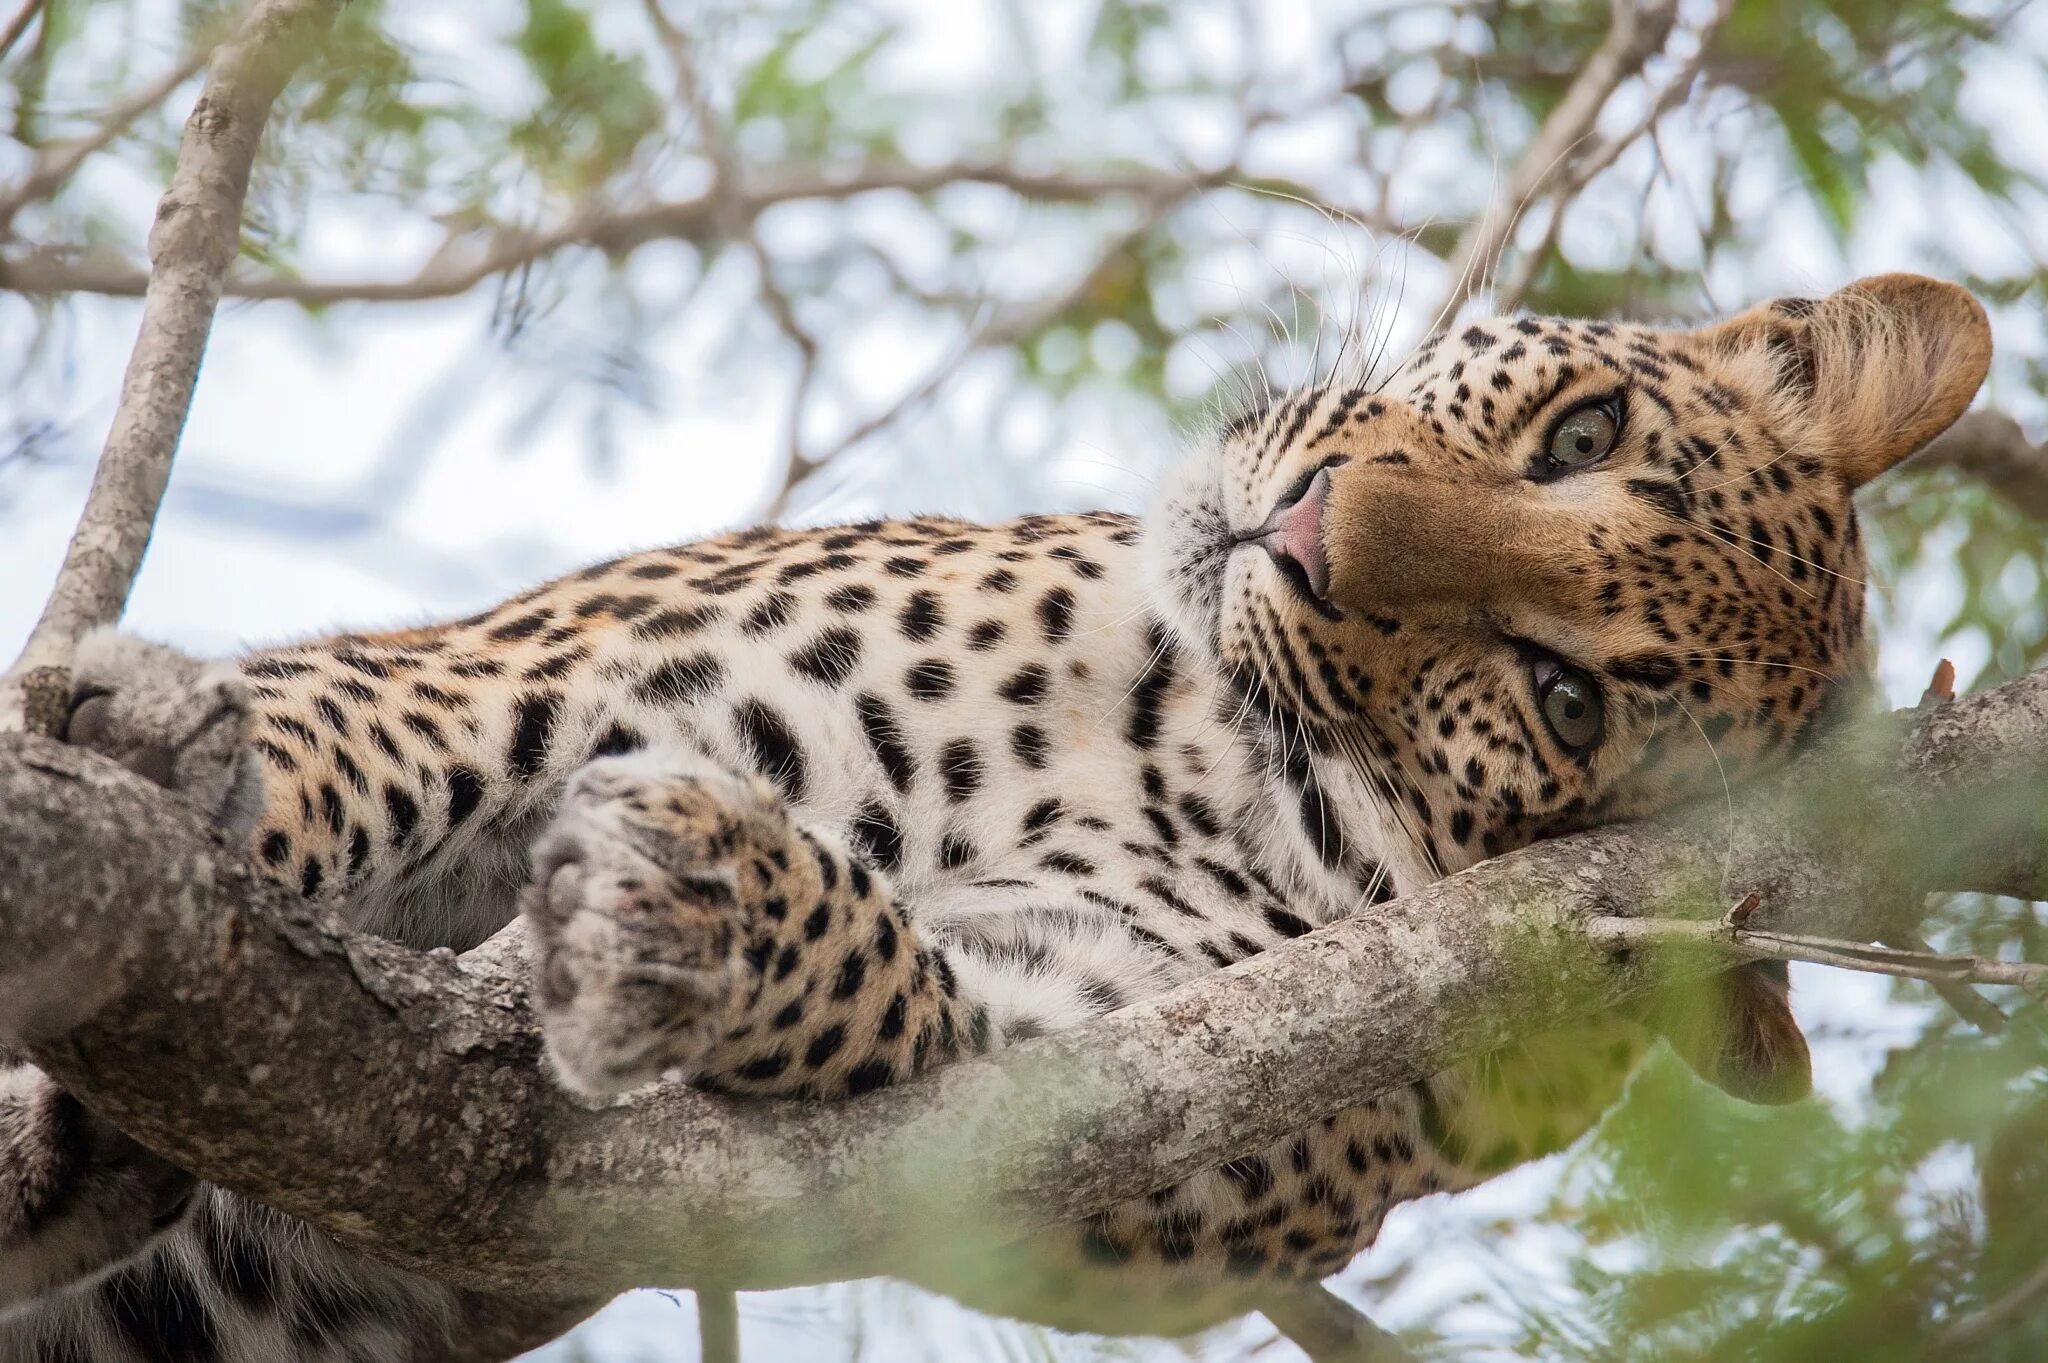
[1148,274,1990,1101]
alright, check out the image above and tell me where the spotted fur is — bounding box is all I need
[0,275,1990,1357]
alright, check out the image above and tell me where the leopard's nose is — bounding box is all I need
[1244,466,1333,601]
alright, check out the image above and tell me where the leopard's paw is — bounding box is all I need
[523,750,788,1104]
[65,630,263,843]
[0,1058,195,1313]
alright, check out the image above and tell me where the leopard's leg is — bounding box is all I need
[523,747,985,1102]
[0,1050,195,1313]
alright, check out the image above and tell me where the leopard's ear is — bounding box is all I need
[1651,960,1812,1106]
[1692,274,1991,488]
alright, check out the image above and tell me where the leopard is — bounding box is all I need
[0,273,1991,1361]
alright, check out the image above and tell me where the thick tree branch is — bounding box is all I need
[1903,409,2048,520]
[1,667,2042,1303]
[0,0,340,736]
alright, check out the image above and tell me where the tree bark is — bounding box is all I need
[1,666,2040,1301]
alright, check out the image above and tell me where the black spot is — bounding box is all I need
[851,802,904,871]
[591,723,643,758]
[826,583,877,612]
[905,659,956,700]
[105,1257,221,1363]
[301,857,323,898]
[446,764,484,825]
[635,605,722,640]
[967,619,1007,650]
[260,830,291,867]
[999,664,1049,704]
[637,653,725,704]
[1011,724,1048,769]
[833,950,868,999]
[320,784,346,836]
[1037,587,1077,643]
[743,591,798,634]
[1263,905,1313,937]
[1220,1155,1275,1200]
[737,700,807,801]
[487,610,551,642]
[313,694,350,736]
[203,1220,278,1313]
[737,1052,790,1082]
[844,1059,894,1094]
[508,691,562,779]
[898,590,945,641]
[790,628,864,687]
[939,739,983,798]
[803,902,830,941]
[804,1026,847,1068]
[855,692,916,791]
[1125,638,1175,748]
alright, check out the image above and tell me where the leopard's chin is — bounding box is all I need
[1139,438,1234,662]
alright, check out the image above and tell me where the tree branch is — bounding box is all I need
[1903,409,2048,521]
[0,35,219,237]
[0,0,43,66]
[1,665,2042,1302]
[0,0,341,736]
[1434,0,1679,323]
[0,163,1298,306]
[1492,0,1735,314]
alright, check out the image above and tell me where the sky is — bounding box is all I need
[4,0,2047,1359]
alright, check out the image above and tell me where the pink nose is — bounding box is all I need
[1252,466,1332,600]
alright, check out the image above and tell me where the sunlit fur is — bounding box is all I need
[1153,274,1991,882]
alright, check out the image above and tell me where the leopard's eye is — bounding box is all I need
[1543,399,1620,472]
[1534,659,1604,752]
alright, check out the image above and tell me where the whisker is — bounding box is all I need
[1670,693,1737,894]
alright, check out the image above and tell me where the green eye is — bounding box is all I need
[1536,661,1604,751]
[1546,401,1619,469]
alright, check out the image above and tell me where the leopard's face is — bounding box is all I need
[1148,275,1991,877]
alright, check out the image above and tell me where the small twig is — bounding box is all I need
[1880,928,2007,1033]
[763,192,1193,520]
[697,1288,740,1363]
[1492,0,1733,313]
[1259,1284,1420,1363]
[1937,1254,2048,1348]
[1436,0,1679,322]
[0,0,342,735]
[1585,916,2048,997]
[0,35,221,236]
[0,0,43,65]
